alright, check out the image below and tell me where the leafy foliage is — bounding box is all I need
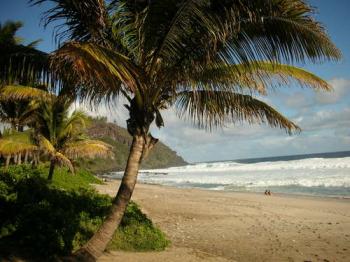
[0,20,48,85]
[108,202,170,251]
[0,130,37,156]
[0,166,169,260]
[0,85,114,174]
[30,0,341,135]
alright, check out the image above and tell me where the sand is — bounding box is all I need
[95,181,350,262]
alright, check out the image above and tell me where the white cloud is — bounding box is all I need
[295,107,350,131]
[285,91,313,108]
[315,78,350,104]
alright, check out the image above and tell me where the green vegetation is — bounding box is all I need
[78,117,187,173]
[108,202,170,252]
[0,166,169,260]
[0,85,114,180]
[1,0,341,259]
[19,1,340,258]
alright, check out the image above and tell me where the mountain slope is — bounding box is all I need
[77,118,187,174]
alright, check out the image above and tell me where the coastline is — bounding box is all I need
[100,176,350,200]
[96,180,350,262]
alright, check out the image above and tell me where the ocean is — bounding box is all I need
[108,151,350,198]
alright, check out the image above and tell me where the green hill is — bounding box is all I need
[76,117,187,174]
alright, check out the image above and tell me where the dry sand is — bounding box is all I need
[96,181,350,262]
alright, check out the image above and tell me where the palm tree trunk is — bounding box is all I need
[74,135,145,261]
[31,153,36,168]
[48,159,55,181]
[5,155,11,169]
[17,153,21,165]
[24,151,28,164]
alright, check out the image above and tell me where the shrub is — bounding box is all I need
[108,202,170,251]
[0,166,169,260]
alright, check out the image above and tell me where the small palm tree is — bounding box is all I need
[0,85,114,179]
[11,0,343,259]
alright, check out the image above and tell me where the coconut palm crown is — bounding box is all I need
[16,0,343,260]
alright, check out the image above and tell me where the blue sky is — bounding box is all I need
[1,0,350,162]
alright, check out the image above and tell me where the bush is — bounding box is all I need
[0,165,169,260]
[108,202,170,251]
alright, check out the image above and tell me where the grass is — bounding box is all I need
[0,164,169,260]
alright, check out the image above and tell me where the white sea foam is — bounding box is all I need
[141,157,350,173]
[110,157,350,196]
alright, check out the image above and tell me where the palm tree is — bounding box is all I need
[0,85,114,179]
[24,0,343,259]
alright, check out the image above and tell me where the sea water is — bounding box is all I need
[108,151,350,198]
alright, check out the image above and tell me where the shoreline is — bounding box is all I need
[96,180,350,262]
[99,176,350,201]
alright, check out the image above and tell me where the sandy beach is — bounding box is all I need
[96,181,350,262]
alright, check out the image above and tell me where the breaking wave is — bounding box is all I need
[109,157,350,197]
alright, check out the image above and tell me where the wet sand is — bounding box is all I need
[96,181,350,262]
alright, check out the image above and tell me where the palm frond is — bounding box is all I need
[109,0,146,61]
[0,85,51,101]
[38,135,56,156]
[57,110,88,141]
[54,151,74,173]
[0,21,23,45]
[63,140,114,159]
[187,62,331,95]
[215,0,341,64]
[175,90,300,133]
[144,0,212,71]
[51,42,139,103]
[0,21,49,85]
[143,0,340,74]
[0,130,38,156]
[30,0,110,44]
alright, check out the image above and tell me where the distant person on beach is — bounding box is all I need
[265,190,272,196]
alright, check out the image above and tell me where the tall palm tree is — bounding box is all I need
[0,85,114,179]
[27,0,343,259]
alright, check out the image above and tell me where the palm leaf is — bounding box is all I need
[38,135,56,156]
[0,85,51,100]
[63,140,114,159]
[0,21,49,85]
[188,62,331,95]
[0,130,38,156]
[54,151,74,173]
[30,0,110,44]
[51,42,139,102]
[57,110,88,141]
[144,0,211,71]
[109,0,146,62]
[216,0,341,64]
[175,90,300,133]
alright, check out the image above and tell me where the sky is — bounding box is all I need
[1,0,350,163]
